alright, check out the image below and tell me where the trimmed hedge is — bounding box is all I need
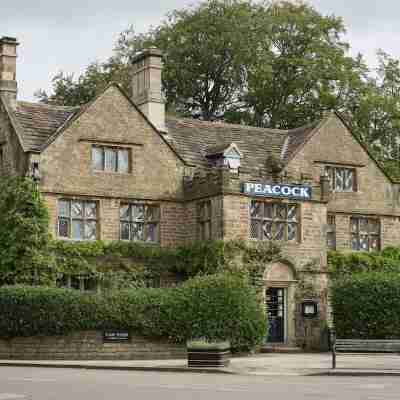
[331,272,400,339]
[328,247,400,278]
[0,273,266,351]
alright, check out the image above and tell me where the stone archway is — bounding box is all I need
[264,261,298,345]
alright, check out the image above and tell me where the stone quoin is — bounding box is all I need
[1,36,400,350]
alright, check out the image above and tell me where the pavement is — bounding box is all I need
[2,353,400,376]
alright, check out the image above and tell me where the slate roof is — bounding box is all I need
[165,117,318,170]
[10,100,318,169]
[14,101,79,151]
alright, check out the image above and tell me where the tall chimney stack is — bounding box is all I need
[0,36,18,110]
[131,48,166,132]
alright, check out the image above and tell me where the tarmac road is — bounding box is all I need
[1,367,400,400]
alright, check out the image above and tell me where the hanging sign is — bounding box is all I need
[242,182,312,200]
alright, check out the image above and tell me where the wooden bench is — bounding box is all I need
[332,335,400,369]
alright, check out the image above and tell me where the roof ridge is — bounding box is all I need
[166,115,289,135]
[17,101,80,112]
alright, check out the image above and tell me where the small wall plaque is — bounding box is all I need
[103,330,130,343]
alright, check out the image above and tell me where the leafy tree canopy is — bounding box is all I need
[35,0,400,179]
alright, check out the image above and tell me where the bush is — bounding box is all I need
[328,247,400,278]
[0,176,55,286]
[0,273,267,351]
[331,272,400,339]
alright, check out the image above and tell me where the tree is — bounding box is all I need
[237,1,368,128]
[0,176,55,285]
[153,0,259,119]
[342,50,400,180]
[35,58,131,107]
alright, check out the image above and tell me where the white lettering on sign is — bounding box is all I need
[242,182,312,200]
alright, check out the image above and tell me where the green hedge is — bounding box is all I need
[328,247,400,278]
[332,272,400,339]
[0,273,267,351]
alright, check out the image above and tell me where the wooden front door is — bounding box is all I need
[266,287,285,343]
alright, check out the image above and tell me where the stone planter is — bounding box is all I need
[187,340,231,368]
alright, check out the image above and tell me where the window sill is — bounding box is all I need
[248,238,300,246]
[92,170,131,176]
[57,237,98,242]
[119,239,160,246]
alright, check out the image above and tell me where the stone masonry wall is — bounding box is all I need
[223,193,329,350]
[0,331,186,360]
[0,100,27,176]
[44,193,186,246]
[223,194,328,270]
[39,86,186,202]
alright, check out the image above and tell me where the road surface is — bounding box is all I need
[1,367,399,400]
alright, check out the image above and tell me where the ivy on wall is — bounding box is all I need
[0,176,283,289]
[49,239,283,289]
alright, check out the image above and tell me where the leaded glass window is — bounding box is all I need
[325,166,356,192]
[250,201,299,242]
[120,203,160,243]
[57,199,98,240]
[92,146,130,173]
[350,217,380,252]
[198,201,212,240]
[327,214,336,250]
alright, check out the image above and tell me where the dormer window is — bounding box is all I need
[205,142,242,172]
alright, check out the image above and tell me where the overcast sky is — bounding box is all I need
[2,0,400,101]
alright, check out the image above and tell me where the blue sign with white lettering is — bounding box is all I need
[242,182,312,200]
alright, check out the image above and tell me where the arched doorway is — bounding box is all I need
[264,261,297,345]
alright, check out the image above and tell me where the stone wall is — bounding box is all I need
[44,193,186,247]
[39,86,186,203]
[0,331,186,360]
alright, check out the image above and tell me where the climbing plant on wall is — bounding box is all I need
[0,176,55,286]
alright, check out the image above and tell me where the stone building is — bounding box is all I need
[1,36,400,349]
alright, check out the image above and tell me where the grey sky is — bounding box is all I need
[3,0,400,100]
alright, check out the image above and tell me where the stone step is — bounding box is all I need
[260,344,302,353]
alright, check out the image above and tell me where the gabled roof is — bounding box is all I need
[165,117,317,170]
[6,96,320,171]
[14,101,80,151]
[8,89,388,181]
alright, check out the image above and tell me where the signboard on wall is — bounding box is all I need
[242,182,312,200]
[103,331,130,343]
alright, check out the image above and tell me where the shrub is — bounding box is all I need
[164,273,267,350]
[331,272,400,339]
[0,176,55,286]
[0,273,267,351]
[328,248,400,278]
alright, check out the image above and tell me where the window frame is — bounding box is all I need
[197,200,212,240]
[325,165,357,193]
[350,216,381,252]
[119,203,160,244]
[57,275,99,292]
[326,213,336,250]
[57,198,99,241]
[249,200,300,243]
[92,145,130,174]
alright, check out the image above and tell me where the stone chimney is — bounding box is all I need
[131,48,165,132]
[0,36,18,110]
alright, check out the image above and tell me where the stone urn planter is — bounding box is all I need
[187,339,231,368]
